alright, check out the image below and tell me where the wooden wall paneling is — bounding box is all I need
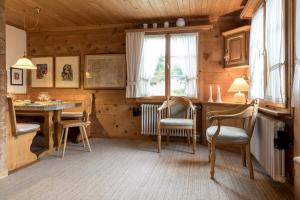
[0,0,7,178]
[26,19,248,140]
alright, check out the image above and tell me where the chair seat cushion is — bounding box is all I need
[17,123,40,134]
[61,111,83,118]
[206,126,249,142]
[160,118,193,127]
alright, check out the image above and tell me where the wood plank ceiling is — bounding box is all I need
[5,0,244,28]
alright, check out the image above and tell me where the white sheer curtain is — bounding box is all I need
[125,32,145,98]
[170,33,198,97]
[292,0,300,107]
[249,5,264,99]
[265,0,286,104]
[139,35,166,97]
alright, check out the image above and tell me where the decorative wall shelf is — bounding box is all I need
[125,25,213,34]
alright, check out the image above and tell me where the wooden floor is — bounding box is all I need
[0,139,294,200]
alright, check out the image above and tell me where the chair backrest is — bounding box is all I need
[83,93,93,122]
[245,99,259,138]
[166,97,193,119]
[7,97,17,136]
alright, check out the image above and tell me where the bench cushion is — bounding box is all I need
[17,123,40,134]
[61,112,83,118]
[160,118,193,127]
[206,126,249,142]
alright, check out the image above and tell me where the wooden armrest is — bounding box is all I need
[207,104,249,118]
[207,106,253,122]
[189,102,196,112]
[158,101,168,111]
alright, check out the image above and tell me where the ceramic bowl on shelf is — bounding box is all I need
[176,18,185,27]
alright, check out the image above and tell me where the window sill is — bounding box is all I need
[258,107,291,117]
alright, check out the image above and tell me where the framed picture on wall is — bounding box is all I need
[55,56,80,88]
[31,57,54,88]
[10,67,23,85]
[84,54,126,89]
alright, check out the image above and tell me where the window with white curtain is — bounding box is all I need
[265,0,286,104]
[292,0,300,107]
[140,35,166,97]
[170,33,198,97]
[249,0,286,106]
[138,33,198,98]
[249,5,264,99]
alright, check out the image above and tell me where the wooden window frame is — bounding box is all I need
[252,0,293,112]
[138,32,199,101]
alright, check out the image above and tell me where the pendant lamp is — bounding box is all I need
[12,7,41,70]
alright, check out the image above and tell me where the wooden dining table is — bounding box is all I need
[14,101,82,157]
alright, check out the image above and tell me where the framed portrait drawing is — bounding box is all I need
[55,56,80,88]
[10,68,23,85]
[31,57,54,88]
[84,54,126,89]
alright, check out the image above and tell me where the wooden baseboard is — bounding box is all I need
[0,169,8,179]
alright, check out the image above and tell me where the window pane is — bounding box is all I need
[265,0,286,104]
[170,33,198,97]
[249,5,264,99]
[140,35,165,96]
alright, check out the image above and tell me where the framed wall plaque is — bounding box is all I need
[10,67,23,86]
[84,54,126,89]
[31,57,54,88]
[55,56,80,88]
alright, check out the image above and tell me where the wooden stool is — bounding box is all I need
[58,120,92,158]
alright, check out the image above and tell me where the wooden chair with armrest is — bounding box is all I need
[57,97,92,158]
[157,97,196,153]
[7,97,40,171]
[206,99,259,179]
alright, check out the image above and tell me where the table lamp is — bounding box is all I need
[228,77,249,103]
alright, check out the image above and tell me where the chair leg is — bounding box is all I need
[80,126,86,148]
[246,144,254,179]
[241,145,246,167]
[192,129,196,154]
[210,140,216,179]
[166,130,169,145]
[57,128,65,151]
[208,142,211,162]
[187,136,191,146]
[82,125,92,152]
[157,128,161,153]
[62,127,69,158]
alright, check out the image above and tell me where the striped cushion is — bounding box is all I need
[160,118,193,127]
[206,126,248,142]
[61,112,83,118]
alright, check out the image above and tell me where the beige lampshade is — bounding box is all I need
[12,57,36,70]
[228,77,249,92]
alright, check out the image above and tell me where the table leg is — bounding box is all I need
[54,110,62,148]
[43,111,54,150]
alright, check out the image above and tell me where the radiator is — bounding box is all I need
[251,113,286,182]
[141,104,192,137]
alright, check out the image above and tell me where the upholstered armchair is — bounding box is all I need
[206,100,259,179]
[157,97,196,153]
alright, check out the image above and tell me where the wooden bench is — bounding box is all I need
[7,97,40,171]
